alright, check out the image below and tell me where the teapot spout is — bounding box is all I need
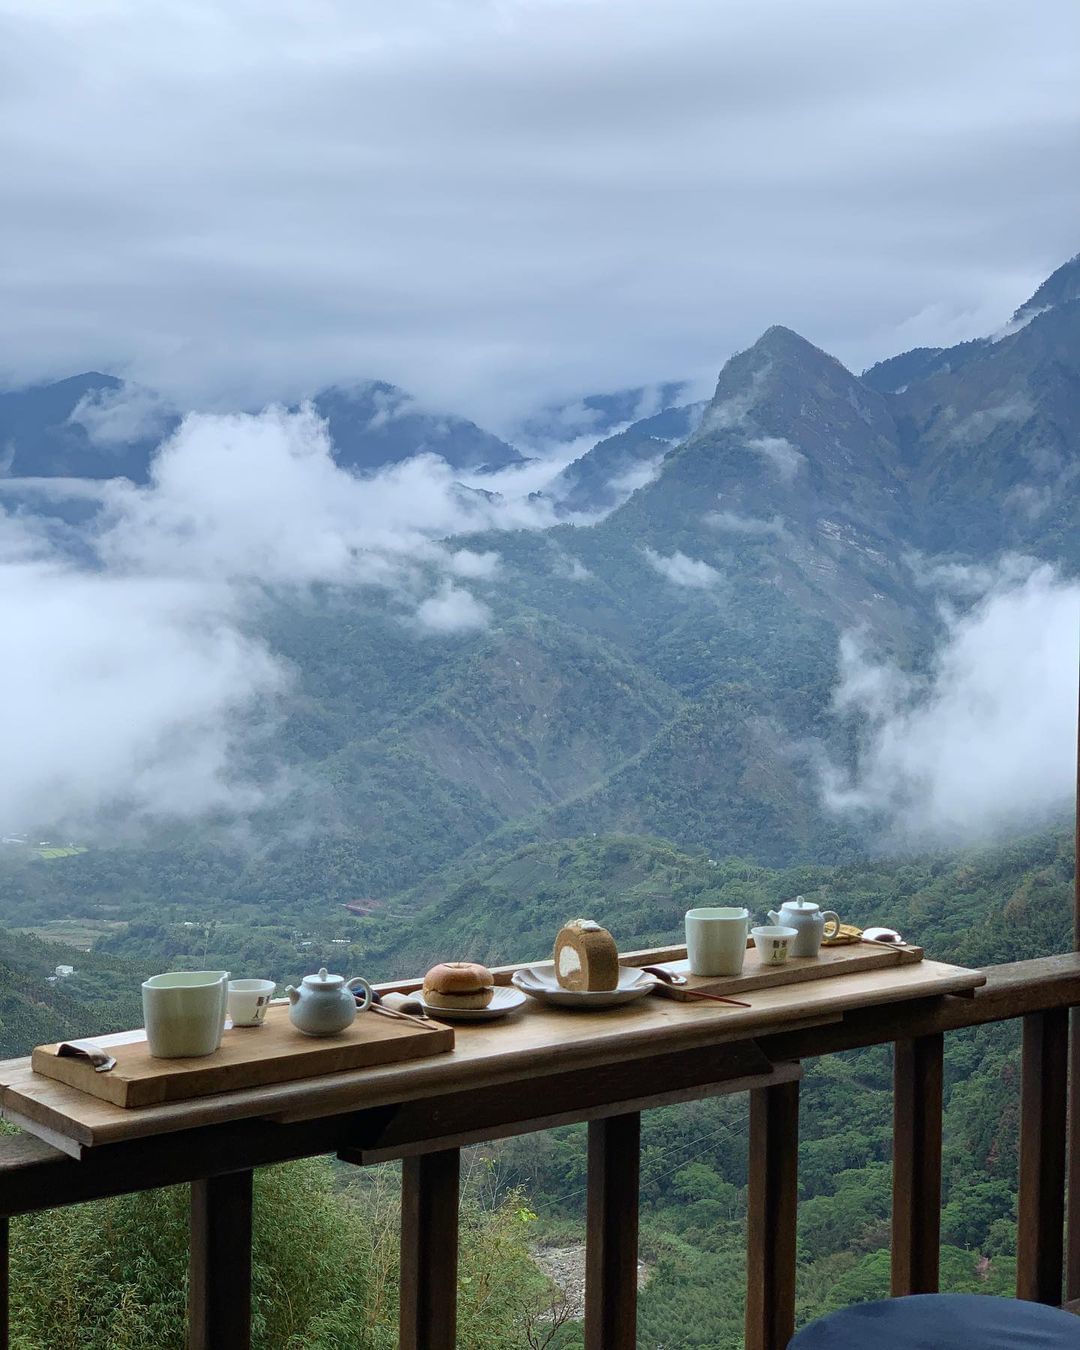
[285,985,300,1005]
[767,910,780,926]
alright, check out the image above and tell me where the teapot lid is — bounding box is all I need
[786,895,819,913]
[302,967,344,988]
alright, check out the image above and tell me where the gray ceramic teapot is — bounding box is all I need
[285,967,373,1036]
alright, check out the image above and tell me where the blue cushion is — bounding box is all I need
[790,1295,1080,1348]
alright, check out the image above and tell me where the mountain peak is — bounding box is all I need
[751,325,838,362]
[615,321,905,562]
[756,323,818,349]
[716,325,856,395]
[1010,251,1080,324]
[62,371,123,391]
[700,324,866,429]
[0,370,121,403]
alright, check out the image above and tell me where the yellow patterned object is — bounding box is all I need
[821,923,863,947]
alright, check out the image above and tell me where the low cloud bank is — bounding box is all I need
[642,547,723,589]
[69,384,176,447]
[102,406,556,586]
[945,397,1033,444]
[413,582,491,634]
[0,405,579,835]
[1,557,285,832]
[823,560,1079,845]
[606,453,667,502]
[747,436,804,481]
[706,509,787,538]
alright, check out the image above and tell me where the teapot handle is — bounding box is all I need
[346,976,373,1013]
[822,911,841,939]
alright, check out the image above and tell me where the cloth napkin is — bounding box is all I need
[55,1040,117,1072]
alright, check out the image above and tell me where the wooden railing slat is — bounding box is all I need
[585,1112,640,1350]
[1069,645,1078,1301]
[891,1033,943,1295]
[188,1169,253,1350]
[745,1079,800,1350]
[1,1215,8,1350]
[1017,1008,1069,1304]
[1067,1006,1080,1301]
[399,1148,459,1350]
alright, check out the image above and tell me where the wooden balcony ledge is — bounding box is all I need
[0,952,1077,1350]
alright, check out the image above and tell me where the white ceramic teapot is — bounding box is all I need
[766,897,840,958]
[285,967,373,1036]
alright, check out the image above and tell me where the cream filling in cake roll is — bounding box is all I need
[553,919,619,992]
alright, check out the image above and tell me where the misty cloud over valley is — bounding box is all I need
[2,251,1077,856]
[823,560,1078,846]
[0,403,613,832]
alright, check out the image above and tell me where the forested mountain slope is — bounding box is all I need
[361,820,1072,977]
[551,400,705,513]
[861,252,1080,563]
[0,929,142,1056]
[894,298,1080,564]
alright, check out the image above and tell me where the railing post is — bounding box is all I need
[746,1079,800,1350]
[1068,1006,1080,1301]
[400,1148,460,1350]
[1,1215,8,1350]
[584,1112,640,1350]
[892,1033,943,1295]
[1066,675,1080,1303]
[1017,1008,1069,1304]
[188,1170,253,1350]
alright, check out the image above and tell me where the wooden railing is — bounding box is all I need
[2,953,1080,1349]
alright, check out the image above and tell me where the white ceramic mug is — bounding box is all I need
[751,925,798,966]
[227,978,276,1028]
[685,907,750,977]
[142,971,229,1058]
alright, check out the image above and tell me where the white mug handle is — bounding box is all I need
[822,911,841,939]
[346,976,374,1012]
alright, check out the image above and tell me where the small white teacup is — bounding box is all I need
[227,978,276,1028]
[751,925,799,966]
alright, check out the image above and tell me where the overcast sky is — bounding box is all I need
[1,0,1077,432]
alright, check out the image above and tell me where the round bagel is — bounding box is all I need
[422,961,495,1009]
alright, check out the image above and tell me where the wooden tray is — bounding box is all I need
[651,940,924,999]
[30,1004,454,1109]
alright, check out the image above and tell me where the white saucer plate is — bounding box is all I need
[417,984,527,1021]
[511,964,657,1008]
